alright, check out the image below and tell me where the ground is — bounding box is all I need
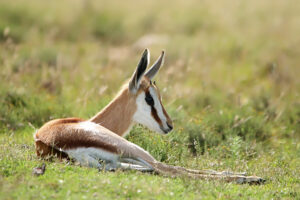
[0,0,299,199]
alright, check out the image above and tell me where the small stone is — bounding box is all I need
[32,163,46,176]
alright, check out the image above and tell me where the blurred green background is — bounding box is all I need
[0,0,299,199]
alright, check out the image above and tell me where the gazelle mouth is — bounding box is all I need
[161,126,172,134]
[162,122,173,134]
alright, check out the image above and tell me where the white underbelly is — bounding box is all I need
[65,147,119,163]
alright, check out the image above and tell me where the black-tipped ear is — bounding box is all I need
[144,50,164,80]
[129,49,150,93]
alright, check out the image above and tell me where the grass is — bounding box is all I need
[0,0,299,199]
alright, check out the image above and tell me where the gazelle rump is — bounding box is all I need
[34,49,264,184]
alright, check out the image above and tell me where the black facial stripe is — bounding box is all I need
[145,91,154,106]
[150,104,162,126]
[145,89,162,126]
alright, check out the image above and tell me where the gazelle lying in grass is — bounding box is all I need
[34,49,265,184]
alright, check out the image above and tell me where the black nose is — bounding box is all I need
[167,123,173,130]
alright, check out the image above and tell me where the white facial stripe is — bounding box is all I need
[149,87,167,126]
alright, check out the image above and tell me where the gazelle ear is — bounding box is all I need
[129,49,150,94]
[144,50,164,80]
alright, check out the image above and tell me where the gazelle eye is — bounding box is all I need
[145,93,154,106]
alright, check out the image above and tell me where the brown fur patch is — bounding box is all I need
[90,88,137,136]
[48,127,119,153]
[35,118,119,158]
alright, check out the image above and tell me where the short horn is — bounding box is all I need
[145,51,165,80]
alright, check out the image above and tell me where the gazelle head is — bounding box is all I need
[129,49,173,134]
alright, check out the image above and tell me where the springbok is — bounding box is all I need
[34,49,264,184]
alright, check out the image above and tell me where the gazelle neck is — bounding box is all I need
[89,87,137,137]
